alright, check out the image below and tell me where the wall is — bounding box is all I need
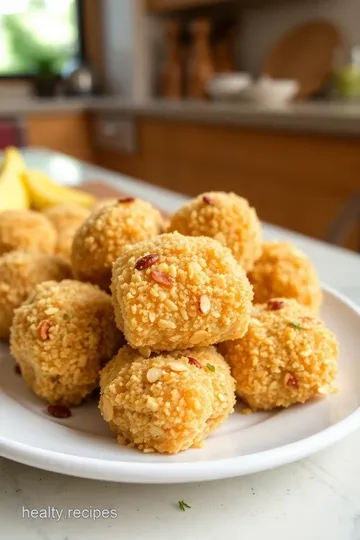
[238,0,360,75]
[102,0,160,99]
[103,0,134,95]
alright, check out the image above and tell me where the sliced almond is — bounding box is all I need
[101,397,113,422]
[39,320,51,341]
[118,197,135,204]
[146,367,163,383]
[158,319,176,329]
[203,195,214,205]
[285,373,298,388]
[169,361,188,372]
[149,425,164,438]
[267,300,284,310]
[199,294,211,315]
[135,253,159,271]
[164,298,177,312]
[151,270,174,287]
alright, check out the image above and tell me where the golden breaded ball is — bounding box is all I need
[44,203,90,231]
[10,280,123,406]
[44,203,90,262]
[0,251,71,340]
[99,345,235,454]
[248,241,322,312]
[168,192,262,271]
[220,298,338,410]
[111,232,253,351]
[0,210,56,255]
[72,199,164,291]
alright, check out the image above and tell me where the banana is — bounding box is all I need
[0,147,30,210]
[22,169,95,210]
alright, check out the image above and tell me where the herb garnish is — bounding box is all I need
[178,500,191,512]
[288,321,302,330]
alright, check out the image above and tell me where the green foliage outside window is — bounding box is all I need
[0,0,79,76]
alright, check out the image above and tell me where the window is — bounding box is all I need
[0,0,83,77]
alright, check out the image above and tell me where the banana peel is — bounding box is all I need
[0,147,29,210]
[22,169,95,210]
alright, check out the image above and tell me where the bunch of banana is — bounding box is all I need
[22,169,94,210]
[0,147,29,211]
[0,147,94,211]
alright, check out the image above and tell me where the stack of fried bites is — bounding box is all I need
[2,193,337,454]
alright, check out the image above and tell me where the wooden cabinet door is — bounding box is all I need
[27,114,93,162]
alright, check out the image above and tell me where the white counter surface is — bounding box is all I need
[2,149,360,540]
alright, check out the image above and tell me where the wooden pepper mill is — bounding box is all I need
[213,23,236,73]
[187,18,214,99]
[161,20,182,99]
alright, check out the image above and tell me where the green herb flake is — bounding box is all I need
[207,363,216,372]
[63,313,70,320]
[178,500,191,512]
[288,321,302,330]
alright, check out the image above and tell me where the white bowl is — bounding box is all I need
[242,77,299,107]
[207,73,253,102]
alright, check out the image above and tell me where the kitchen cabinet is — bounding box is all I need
[26,113,93,162]
[93,115,360,250]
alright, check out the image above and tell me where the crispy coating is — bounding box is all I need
[168,192,262,271]
[72,199,164,291]
[220,298,338,410]
[0,210,56,255]
[111,232,253,351]
[10,280,123,406]
[44,203,90,261]
[248,242,322,312]
[0,251,71,340]
[99,345,236,454]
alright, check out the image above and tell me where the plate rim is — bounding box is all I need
[1,284,360,484]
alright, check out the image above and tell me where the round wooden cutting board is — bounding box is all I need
[263,20,341,99]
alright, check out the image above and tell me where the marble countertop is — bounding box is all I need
[2,149,360,539]
[3,96,360,136]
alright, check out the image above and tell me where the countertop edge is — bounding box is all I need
[3,97,360,137]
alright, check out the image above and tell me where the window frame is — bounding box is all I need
[0,0,86,80]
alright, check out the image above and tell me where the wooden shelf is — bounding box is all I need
[146,0,297,13]
[146,0,232,13]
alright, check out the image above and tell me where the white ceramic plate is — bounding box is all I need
[1,285,360,484]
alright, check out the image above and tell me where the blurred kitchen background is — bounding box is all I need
[1,0,360,250]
